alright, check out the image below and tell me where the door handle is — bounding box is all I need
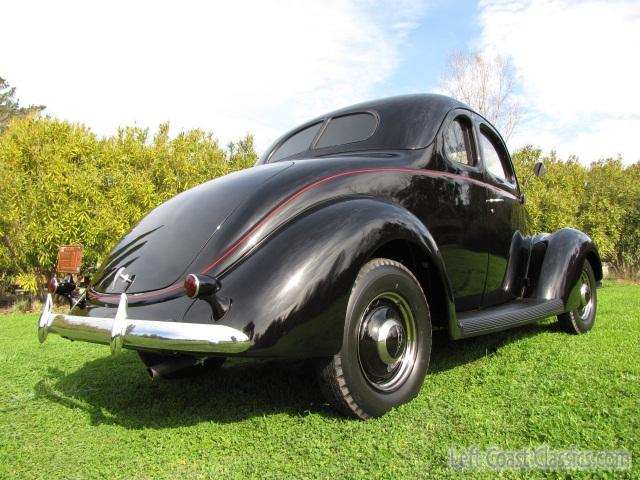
[486,198,504,203]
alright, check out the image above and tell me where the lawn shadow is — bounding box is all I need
[429,318,563,373]
[34,319,563,429]
[35,354,338,429]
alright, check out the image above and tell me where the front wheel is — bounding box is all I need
[557,261,597,334]
[317,258,432,419]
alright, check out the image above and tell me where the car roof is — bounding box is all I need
[259,94,471,164]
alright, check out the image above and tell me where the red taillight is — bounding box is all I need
[47,278,59,294]
[184,274,200,298]
[183,274,221,299]
[183,274,228,318]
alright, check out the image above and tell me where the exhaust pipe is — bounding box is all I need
[147,355,202,380]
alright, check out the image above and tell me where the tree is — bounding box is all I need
[0,117,257,295]
[0,76,45,132]
[607,161,640,279]
[513,146,640,281]
[512,146,587,234]
[440,51,520,140]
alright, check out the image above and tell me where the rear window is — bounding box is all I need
[315,113,377,149]
[271,122,322,162]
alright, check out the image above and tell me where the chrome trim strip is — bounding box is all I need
[37,293,251,355]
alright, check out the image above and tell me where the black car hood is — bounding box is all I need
[92,162,292,294]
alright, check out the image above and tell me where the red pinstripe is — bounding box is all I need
[88,167,516,302]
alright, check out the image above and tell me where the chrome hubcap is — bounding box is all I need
[376,318,404,365]
[577,270,593,320]
[357,292,417,392]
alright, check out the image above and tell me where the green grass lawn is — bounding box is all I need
[1,283,638,479]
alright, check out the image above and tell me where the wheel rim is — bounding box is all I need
[357,291,418,392]
[577,269,594,321]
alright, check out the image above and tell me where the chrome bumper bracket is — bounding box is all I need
[110,294,128,356]
[37,293,251,356]
[38,293,53,344]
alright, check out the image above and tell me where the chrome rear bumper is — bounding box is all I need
[37,293,251,356]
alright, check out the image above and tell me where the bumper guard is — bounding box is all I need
[37,293,251,356]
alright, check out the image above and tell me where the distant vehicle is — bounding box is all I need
[40,94,601,418]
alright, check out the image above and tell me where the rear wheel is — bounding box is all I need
[557,261,597,334]
[317,258,432,419]
[138,352,226,379]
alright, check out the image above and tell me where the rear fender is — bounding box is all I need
[216,197,454,358]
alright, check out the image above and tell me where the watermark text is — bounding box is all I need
[448,445,631,471]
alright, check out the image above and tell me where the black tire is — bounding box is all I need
[138,351,226,379]
[317,258,432,419]
[557,261,597,334]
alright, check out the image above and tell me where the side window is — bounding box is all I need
[479,128,513,183]
[315,113,377,149]
[270,122,323,162]
[444,117,476,166]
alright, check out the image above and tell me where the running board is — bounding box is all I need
[457,298,565,338]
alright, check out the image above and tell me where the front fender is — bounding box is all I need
[214,197,451,358]
[534,228,602,310]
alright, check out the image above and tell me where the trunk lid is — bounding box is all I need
[92,162,292,294]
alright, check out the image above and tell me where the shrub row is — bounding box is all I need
[0,117,256,294]
[513,147,640,280]
[1,118,638,294]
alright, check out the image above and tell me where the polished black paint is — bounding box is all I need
[258,94,467,164]
[92,162,293,294]
[76,94,602,357]
[533,228,602,309]
[217,197,452,357]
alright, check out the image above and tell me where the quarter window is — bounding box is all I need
[315,113,377,149]
[270,122,323,162]
[480,129,513,182]
[444,117,476,166]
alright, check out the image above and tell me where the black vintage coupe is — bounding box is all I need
[40,94,601,418]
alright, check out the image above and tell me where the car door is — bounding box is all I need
[433,111,489,312]
[475,120,523,307]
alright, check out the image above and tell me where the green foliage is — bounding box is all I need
[0,117,256,293]
[613,163,640,278]
[513,147,640,279]
[1,113,638,292]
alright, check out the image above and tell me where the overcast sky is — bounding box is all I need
[2,0,638,164]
